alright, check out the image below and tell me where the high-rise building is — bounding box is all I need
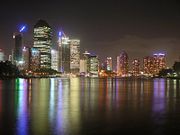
[153,53,166,74]
[29,48,40,71]
[79,51,91,75]
[89,55,99,77]
[70,39,80,74]
[0,49,5,61]
[58,32,63,72]
[13,33,23,63]
[61,37,70,73]
[106,57,112,71]
[117,51,128,77]
[132,59,140,76]
[33,20,52,69]
[143,56,154,76]
[80,59,87,74]
[51,49,59,71]
[22,46,30,70]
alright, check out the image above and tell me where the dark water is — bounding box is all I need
[0,78,180,135]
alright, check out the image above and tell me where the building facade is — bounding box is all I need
[33,20,52,69]
[143,56,154,76]
[61,37,70,73]
[117,51,128,77]
[89,55,99,77]
[29,48,40,71]
[22,46,30,70]
[106,57,112,71]
[132,59,140,76]
[51,49,59,71]
[153,53,166,75]
[13,33,23,63]
[70,39,80,74]
[80,59,87,74]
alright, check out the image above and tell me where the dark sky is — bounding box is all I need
[0,0,180,67]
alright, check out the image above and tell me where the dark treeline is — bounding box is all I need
[0,61,19,78]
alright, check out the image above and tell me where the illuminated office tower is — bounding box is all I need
[29,48,40,71]
[153,53,166,75]
[22,47,30,70]
[143,56,154,76]
[70,39,80,74]
[33,20,52,69]
[89,55,99,77]
[51,49,59,71]
[80,59,87,74]
[132,59,140,76]
[0,49,5,61]
[117,51,128,77]
[106,57,112,71]
[79,51,91,75]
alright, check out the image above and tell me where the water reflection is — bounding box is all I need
[0,78,180,135]
[15,78,28,135]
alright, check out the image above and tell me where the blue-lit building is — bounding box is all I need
[33,20,52,69]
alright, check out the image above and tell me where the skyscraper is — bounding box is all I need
[117,51,128,77]
[33,20,52,69]
[61,37,70,73]
[132,59,140,76]
[89,55,99,77]
[79,51,91,75]
[51,49,59,71]
[13,33,23,63]
[153,53,166,75]
[143,56,154,76]
[58,31,63,72]
[106,57,112,71]
[80,59,87,74]
[70,39,80,74]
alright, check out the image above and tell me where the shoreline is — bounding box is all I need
[0,76,179,80]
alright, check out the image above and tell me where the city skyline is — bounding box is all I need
[0,1,180,67]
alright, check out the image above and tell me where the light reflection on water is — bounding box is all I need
[0,78,180,135]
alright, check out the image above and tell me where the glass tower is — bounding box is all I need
[33,20,52,69]
[13,33,23,63]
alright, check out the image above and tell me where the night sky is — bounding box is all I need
[0,0,180,67]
